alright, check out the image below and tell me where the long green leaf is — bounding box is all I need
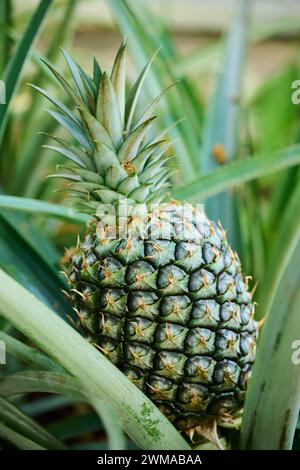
[241,240,300,449]
[0,13,76,193]
[1,209,60,266]
[13,1,78,195]
[0,196,88,223]
[0,371,84,400]
[89,396,126,450]
[256,180,300,319]
[0,423,45,450]
[172,145,300,201]
[0,270,190,450]
[0,0,12,74]
[0,396,67,450]
[0,331,63,372]
[200,0,249,245]
[0,0,52,140]
[0,212,70,315]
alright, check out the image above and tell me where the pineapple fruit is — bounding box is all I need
[36,42,257,442]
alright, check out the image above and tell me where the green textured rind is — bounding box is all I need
[65,204,257,430]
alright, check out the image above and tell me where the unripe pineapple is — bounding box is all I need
[36,43,257,443]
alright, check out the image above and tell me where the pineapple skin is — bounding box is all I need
[66,203,257,431]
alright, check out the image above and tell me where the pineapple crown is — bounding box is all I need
[33,41,175,215]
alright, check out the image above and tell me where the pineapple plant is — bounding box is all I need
[35,42,258,445]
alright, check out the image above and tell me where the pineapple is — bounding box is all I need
[36,42,257,442]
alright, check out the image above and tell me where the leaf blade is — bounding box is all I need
[0,0,53,141]
[240,240,300,449]
[172,145,300,201]
[0,396,67,450]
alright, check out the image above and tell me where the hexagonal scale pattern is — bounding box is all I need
[66,205,257,430]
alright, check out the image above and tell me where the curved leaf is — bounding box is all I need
[172,145,300,201]
[0,331,63,372]
[0,0,53,140]
[200,0,249,244]
[0,396,67,450]
[89,396,126,450]
[0,371,84,400]
[0,423,45,450]
[256,182,300,318]
[0,196,88,223]
[0,212,70,315]
[241,240,300,449]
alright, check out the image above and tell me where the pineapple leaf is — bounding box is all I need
[241,239,300,449]
[66,182,104,198]
[140,162,169,183]
[107,0,198,180]
[93,57,102,93]
[128,184,151,203]
[0,371,84,401]
[20,396,78,418]
[0,423,46,450]
[105,165,125,189]
[49,171,81,182]
[0,211,70,315]
[125,48,160,132]
[0,0,52,142]
[110,39,127,124]
[94,188,122,204]
[61,48,90,105]
[199,0,249,246]
[41,58,87,109]
[117,174,140,194]
[134,81,176,128]
[0,330,63,372]
[41,132,95,170]
[88,396,126,450]
[0,196,88,223]
[118,116,156,162]
[132,141,164,172]
[80,75,96,115]
[29,83,81,125]
[0,396,67,450]
[97,72,123,149]
[47,110,93,150]
[172,145,300,201]
[256,180,300,318]
[77,107,120,173]
[76,62,97,97]
[73,168,104,185]
[43,144,88,169]
[78,106,114,149]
